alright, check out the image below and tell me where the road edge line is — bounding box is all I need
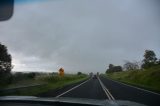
[105,77,160,96]
[56,78,90,98]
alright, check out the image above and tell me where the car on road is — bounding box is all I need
[93,75,97,79]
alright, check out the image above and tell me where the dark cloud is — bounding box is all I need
[0,0,160,73]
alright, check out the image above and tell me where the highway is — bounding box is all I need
[38,76,160,106]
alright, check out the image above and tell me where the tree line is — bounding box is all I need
[0,43,38,86]
[0,43,88,87]
[0,42,159,83]
[0,43,12,85]
[106,50,160,73]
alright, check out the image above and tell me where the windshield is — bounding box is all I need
[0,0,160,106]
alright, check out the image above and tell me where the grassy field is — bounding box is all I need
[0,74,88,96]
[105,65,160,93]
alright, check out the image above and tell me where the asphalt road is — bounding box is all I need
[100,76,160,106]
[60,78,107,99]
[39,76,160,106]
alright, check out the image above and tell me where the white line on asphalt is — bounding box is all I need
[106,77,160,96]
[103,86,115,100]
[98,77,115,100]
[101,83,111,100]
[98,78,111,100]
[56,78,90,98]
[98,77,118,105]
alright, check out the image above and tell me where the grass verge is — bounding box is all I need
[0,75,88,96]
[105,65,160,93]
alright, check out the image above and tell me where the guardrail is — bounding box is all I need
[0,84,45,95]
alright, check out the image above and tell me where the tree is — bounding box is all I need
[77,72,82,75]
[142,50,157,69]
[0,43,12,73]
[106,64,122,73]
[123,61,139,71]
[109,64,114,69]
[27,72,36,79]
[157,59,160,65]
[113,66,122,72]
[0,43,12,84]
[106,64,114,73]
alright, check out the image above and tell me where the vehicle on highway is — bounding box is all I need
[93,75,97,79]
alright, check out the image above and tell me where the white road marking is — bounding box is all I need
[98,78,111,100]
[106,77,160,96]
[98,77,115,100]
[56,78,90,98]
[103,86,115,100]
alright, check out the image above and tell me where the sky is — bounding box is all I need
[0,0,160,73]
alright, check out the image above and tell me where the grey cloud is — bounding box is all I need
[0,0,160,73]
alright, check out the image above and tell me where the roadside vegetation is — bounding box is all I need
[0,42,88,96]
[105,50,160,93]
[0,72,88,96]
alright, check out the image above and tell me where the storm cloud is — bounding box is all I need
[0,0,160,73]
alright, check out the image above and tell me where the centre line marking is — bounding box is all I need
[98,77,115,100]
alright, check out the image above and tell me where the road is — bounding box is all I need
[39,76,160,106]
[100,76,160,106]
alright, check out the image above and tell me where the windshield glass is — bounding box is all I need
[0,0,160,106]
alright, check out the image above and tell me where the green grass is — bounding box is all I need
[0,74,88,96]
[105,65,160,93]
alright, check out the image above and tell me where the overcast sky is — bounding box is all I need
[0,0,160,73]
